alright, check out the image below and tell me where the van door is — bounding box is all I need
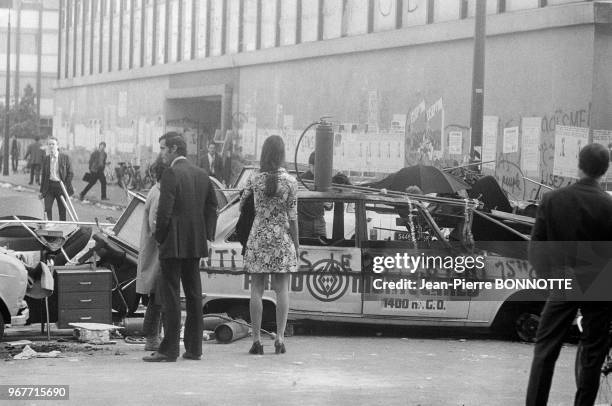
[360,200,472,320]
[289,199,362,316]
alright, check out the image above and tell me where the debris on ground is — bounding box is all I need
[12,344,61,360]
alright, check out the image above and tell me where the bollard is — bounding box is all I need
[214,319,250,343]
[315,120,334,192]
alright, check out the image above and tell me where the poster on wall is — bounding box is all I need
[405,100,426,166]
[426,98,444,159]
[502,127,519,154]
[482,116,499,171]
[521,117,541,176]
[592,129,612,182]
[553,125,589,178]
[448,131,462,155]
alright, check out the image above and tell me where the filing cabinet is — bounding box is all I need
[56,267,112,329]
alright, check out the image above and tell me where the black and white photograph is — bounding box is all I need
[1,0,612,405]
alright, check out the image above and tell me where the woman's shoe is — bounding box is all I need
[249,341,264,355]
[274,340,286,354]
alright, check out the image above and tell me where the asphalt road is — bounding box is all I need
[1,328,605,406]
[0,181,121,224]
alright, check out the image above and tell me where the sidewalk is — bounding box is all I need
[0,170,130,210]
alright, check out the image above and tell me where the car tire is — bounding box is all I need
[515,312,540,343]
[0,316,5,341]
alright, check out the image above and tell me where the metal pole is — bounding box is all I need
[2,7,11,175]
[469,0,486,173]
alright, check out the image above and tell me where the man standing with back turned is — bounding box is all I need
[143,132,218,362]
[526,143,612,405]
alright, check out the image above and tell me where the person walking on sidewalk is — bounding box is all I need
[24,136,45,185]
[10,136,20,173]
[40,137,74,221]
[79,142,108,201]
[136,156,167,352]
[143,132,218,362]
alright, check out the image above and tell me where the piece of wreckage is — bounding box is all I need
[0,194,124,340]
[192,167,550,342]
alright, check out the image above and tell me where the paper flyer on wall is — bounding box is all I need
[521,117,542,176]
[482,116,499,171]
[553,125,589,178]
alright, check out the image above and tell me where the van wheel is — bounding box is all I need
[515,312,540,342]
[0,317,5,341]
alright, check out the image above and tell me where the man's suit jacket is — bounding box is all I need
[25,142,44,165]
[88,150,107,173]
[40,153,74,196]
[529,178,612,285]
[155,158,218,259]
[199,152,224,179]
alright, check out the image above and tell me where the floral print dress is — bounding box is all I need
[240,168,298,273]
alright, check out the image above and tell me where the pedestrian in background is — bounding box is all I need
[24,136,45,185]
[143,132,218,362]
[526,143,612,406]
[199,141,223,182]
[298,152,327,239]
[136,156,167,352]
[241,135,299,355]
[10,136,20,173]
[79,142,108,201]
[39,137,74,221]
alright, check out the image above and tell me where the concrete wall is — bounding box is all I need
[53,2,612,199]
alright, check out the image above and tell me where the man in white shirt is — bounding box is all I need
[39,137,74,221]
[199,142,223,181]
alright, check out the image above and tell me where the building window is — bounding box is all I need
[301,0,318,43]
[195,0,208,58]
[209,0,224,56]
[156,0,166,65]
[242,0,256,51]
[280,0,297,46]
[323,0,342,40]
[226,0,239,54]
[260,0,276,49]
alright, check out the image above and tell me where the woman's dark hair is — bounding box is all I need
[151,156,168,182]
[259,135,285,197]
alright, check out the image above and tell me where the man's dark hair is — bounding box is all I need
[308,152,315,166]
[34,136,40,142]
[579,143,609,179]
[159,132,187,156]
[99,141,106,148]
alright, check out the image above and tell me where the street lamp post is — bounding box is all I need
[2,3,11,176]
[469,0,487,173]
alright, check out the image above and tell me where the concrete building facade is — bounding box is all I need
[54,0,612,199]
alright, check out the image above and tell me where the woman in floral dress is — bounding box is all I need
[240,135,299,355]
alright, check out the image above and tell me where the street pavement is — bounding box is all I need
[0,168,132,210]
[1,324,597,406]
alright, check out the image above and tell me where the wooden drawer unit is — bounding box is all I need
[55,267,112,329]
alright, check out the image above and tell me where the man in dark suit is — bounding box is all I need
[143,132,218,362]
[24,136,45,185]
[526,143,612,406]
[199,142,224,182]
[39,137,74,221]
[79,142,108,201]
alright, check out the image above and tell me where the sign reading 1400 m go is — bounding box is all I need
[306,257,351,302]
